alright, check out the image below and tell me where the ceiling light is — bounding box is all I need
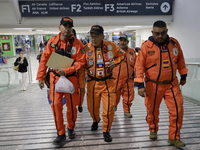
[13,28,33,30]
[36,30,43,32]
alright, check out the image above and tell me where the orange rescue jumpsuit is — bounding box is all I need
[113,47,136,113]
[134,36,188,140]
[79,41,125,132]
[37,32,85,136]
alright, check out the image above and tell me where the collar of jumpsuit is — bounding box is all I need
[148,35,170,46]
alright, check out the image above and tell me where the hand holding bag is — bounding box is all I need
[13,64,19,71]
[55,76,75,94]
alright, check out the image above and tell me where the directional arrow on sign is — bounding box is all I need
[160,2,170,13]
[163,5,168,10]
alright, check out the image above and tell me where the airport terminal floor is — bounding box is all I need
[0,53,200,150]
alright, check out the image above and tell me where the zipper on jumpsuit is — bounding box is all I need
[146,63,157,70]
[152,45,162,132]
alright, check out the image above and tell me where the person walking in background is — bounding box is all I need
[14,51,28,91]
[113,34,136,118]
[0,44,4,63]
[44,40,48,46]
[0,44,3,58]
[134,20,188,147]
[36,50,43,63]
[36,17,85,145]
[135,47,141,56]
[79,25,125,142]
[39,41,44,51]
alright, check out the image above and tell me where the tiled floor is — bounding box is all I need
[0,83,200,150]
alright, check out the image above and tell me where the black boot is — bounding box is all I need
[91,122,98,131]
[78,106,83,113]
[67,128,76,139]
[53,133,66,145]
[103,132,112,142]
[91,118,101,131]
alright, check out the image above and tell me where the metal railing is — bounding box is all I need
[185,62,200,66]
[182,62,200,102]
[0,65,13,87]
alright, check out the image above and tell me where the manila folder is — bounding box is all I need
[46,52,74,69]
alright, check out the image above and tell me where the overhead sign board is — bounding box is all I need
[19,0,172,17]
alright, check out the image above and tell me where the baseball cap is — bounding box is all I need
[119,34,128,40]
[89,25,104,35]
[60,17,74,27]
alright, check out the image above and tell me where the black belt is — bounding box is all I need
[52,70,77,78]
[88,74,114,81]
[146,77,172,84]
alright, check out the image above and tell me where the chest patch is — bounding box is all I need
[108,45,112,50]
[163,60,169,68]
[71,47,76,54]
[148,50,155,56]
[108,51,113,59]
[87,50,93,56]
[88,60,94,66]
[130,56,133,62]
[97,59,103,64]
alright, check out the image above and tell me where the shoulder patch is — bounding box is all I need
[50,42,55,48]
[170,39,178,46]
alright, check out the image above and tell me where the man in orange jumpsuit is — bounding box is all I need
[134,20,188,147]
[37,17,85,145]
[113,34,136,118]
[79,25,125,142]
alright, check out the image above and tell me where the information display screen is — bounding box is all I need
[19,0,172,17]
